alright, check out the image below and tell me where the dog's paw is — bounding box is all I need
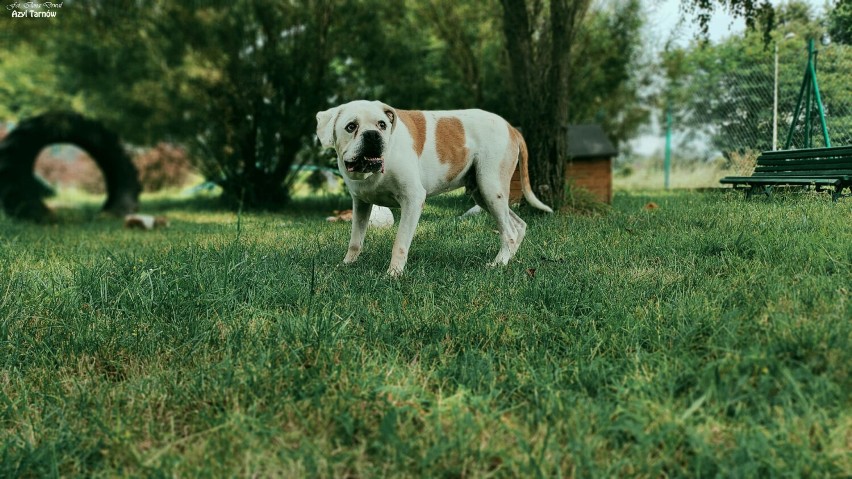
[387,266,404,278]
[486,260,509,268]
[343,249,361,264]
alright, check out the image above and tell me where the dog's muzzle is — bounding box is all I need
[345,130,385,174]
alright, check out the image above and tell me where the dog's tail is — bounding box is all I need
[512,126,553,213]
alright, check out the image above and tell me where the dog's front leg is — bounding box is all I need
[388,190,426,277]
[343,198,372,264]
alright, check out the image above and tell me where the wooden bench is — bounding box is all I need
[720,146,852,201]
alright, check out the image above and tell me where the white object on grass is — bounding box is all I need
[124,214,169,230]
[460,205,483,217]
[369,206,394,228]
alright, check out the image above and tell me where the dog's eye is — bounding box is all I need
[345,122,357,133]
[378,121,387,131]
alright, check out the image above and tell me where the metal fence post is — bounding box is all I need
[664,106,671,190]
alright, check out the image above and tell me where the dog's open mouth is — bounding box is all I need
[344,157,384,174]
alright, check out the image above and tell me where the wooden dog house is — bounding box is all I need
[510,124,616,204]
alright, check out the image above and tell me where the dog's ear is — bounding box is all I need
[316,106,340,149]
[377,102,397,134]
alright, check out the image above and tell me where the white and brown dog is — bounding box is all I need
[316,100,552,276]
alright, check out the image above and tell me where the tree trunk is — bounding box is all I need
[500,0,590,210]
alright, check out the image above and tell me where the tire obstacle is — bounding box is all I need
[0,111,141,220]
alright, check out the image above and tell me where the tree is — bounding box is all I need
[326,0,510,114]
[405,0,506,111]
[829,0,852,45]
[499,0,592,209]
[153,1,337,208]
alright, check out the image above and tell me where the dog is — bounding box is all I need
[316,100,552,276]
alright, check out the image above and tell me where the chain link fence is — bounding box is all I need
[665,39,851,157]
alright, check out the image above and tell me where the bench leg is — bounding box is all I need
[744,185,773,200]
[745,186,758,199]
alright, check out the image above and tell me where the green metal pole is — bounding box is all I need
[784,39,833,150]
[809,47,831,147]
[785,63,810,149]
[804,73,812,148]
[804,40,814,148]
[664,107,671,190]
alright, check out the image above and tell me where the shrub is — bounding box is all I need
[561,182,611,216]
[133,143,194,192]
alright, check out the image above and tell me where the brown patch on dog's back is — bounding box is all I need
[436,117,469,181]
[397,110,426,157]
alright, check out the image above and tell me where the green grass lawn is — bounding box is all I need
[1,189,850,477]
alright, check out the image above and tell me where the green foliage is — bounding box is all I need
[0,44,80,120]
[1,190,850,476]
[328,0,508,114]
[829,0,852,45]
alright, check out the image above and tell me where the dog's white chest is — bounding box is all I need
[350,186,400,208]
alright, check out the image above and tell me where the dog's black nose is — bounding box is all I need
[358,130,384,157]
[361,129,382,144]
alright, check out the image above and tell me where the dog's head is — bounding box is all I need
[316,100,396,179]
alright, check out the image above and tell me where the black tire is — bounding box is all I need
[0,112,141,220]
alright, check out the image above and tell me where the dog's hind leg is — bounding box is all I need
[484,200,519,266]
[508,209,527,254]
[477,175,520,266]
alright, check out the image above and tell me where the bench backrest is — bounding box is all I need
[754,146,852,178]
